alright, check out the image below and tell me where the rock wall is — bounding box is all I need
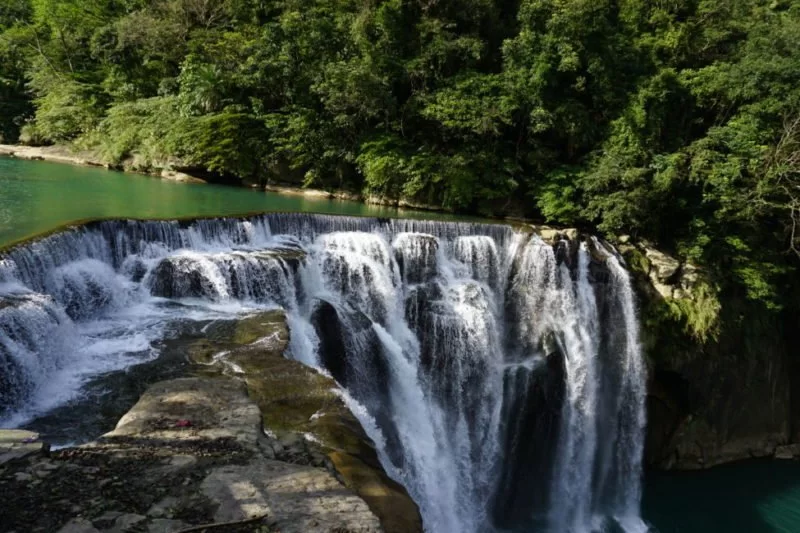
[618,240,796,470]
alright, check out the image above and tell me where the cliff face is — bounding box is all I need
[623,241,797,470]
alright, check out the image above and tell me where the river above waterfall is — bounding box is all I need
[1,159,800,533]
[0,156,470,248]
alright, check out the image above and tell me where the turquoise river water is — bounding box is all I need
[0,156,465,247]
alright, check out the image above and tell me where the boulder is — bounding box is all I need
[679,263,702,292]
[201,462,381,533]
[644,247,680,283]
[160,169,206,184]
[147,255,222,300]
[537,227,579,243]
[652,281,674,299]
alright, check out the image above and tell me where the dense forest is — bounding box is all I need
[1,0,799,338]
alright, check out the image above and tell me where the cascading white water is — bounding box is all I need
[0,214,648,533]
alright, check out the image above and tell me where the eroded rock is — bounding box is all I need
[190,309,422,533]
[147,519,189,533]
[202,462,381,533]
[0,373,388,533]
[106,378,263,451]
[537,227,579,243]
[108,513,146,533]
[644,247,680,283]
[774,444,800,460]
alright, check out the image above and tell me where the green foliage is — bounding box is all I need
[88,96,181,165]
[0,0,799,327]
[666,282,723,344]
[178,112,266,178]
[31,79,104,141]
[534,167,584,225]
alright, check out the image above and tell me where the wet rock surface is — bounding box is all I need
[0,376,384,533]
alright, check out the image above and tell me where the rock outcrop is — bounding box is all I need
[188,310,422,533]
[0,429,48,466]
[0,377,381,533]
[526,231,797,471]
[0,310,422,532]
[615,240,796,470]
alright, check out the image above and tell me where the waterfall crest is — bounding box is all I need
[0,214,648,533]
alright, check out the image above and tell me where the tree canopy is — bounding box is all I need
[2,0,800,333]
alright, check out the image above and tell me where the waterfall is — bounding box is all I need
[0,214,649,533]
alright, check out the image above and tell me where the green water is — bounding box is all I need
[0,156,467,248]
[643,461,800,532]
[3,157,800,532]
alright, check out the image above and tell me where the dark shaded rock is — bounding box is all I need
[643,292,792,469]
[56,518,100,533]
[403,283,442,334]
[122,258,148,283]
[309,299,406,471]
[310,299,389,394]
[148,256,221,300]
[49,261,121,320]
[774,444,800,460]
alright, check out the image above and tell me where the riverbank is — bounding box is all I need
[0,144,207,184]
[0,155,477,250]
[0,144,467,213]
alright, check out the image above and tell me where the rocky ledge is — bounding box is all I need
[0,378,382,533]
[0,310,421,533]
